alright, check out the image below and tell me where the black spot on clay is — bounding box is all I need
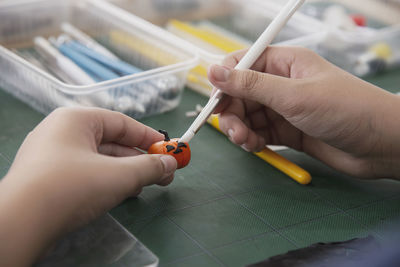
[166,145,175,152]
[177,142,187,148]
[173,148,183,154]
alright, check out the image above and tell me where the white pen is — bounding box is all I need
[179,0,306,143]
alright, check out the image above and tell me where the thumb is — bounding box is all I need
[101,154,177,197]
[129,154,177,186]
[208,64,294,109]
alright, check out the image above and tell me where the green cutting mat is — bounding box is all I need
[1,69,400,267]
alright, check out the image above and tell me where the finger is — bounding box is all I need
[98,143,143,157]
[222,98,246,121]
[241,127,266,152]
[221,49,268,71]
[211,86,233,114]
[129,154,177,187]
[219,112,266,152]
[93,109,164,150]
[225,46,322,77]
[208,65,295,112]
[99,154,177,198]
[243,99,264,114]
[248,109,269,130]
[210,46,271,114]
[222,50,242,68]
[219,112,249,145]
[47,108,164,151]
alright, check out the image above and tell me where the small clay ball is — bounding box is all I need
[148,131,191,169]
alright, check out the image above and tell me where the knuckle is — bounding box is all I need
[223,49,248,67]
[149,154,164,172]
[240,70,259,92]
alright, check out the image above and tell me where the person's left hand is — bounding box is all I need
[0,107,177,267]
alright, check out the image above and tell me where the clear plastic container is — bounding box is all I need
[270,0,400,30]
[36,214,158,267]
[267,0,400,77]
[281,26,400,77]
[0,0,198,118]
[105,0,325,95]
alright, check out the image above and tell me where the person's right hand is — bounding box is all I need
[208,46,400,179]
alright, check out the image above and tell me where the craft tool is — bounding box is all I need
[179,0,311,184]
[61,23,119,60]
[63,40,142,75]
[51,37,119,81]
[12,48,76,84]
[59,36,178,101]
[33,37,95,85]
[110,31,211,95]
[167,19,246,53]
[180,0,306,143]
[168,23,222,54]
[207,114,311,184]
[12,49,48,72]
[197,21,252,48]
[110,31,180,66]
[57,31,180,110]
[11,49,80,108]
[36,37,113,108]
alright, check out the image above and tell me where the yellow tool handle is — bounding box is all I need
[254,148,311,185]
[168,19,246,53]
[208,114,311,185]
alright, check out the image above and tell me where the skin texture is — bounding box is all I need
[208,46,400,180]
[1,46,400,266]
[0,108,177,267]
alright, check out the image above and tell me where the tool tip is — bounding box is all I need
[179,130,194,143]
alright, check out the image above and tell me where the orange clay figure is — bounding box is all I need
[148,130,191,169]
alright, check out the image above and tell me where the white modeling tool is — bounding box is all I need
[180,0,305,143]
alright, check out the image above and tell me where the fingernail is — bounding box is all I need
[241,144,250,152]
[160,155,177,177]
[211,65,231,82]
[227,129,234,139]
